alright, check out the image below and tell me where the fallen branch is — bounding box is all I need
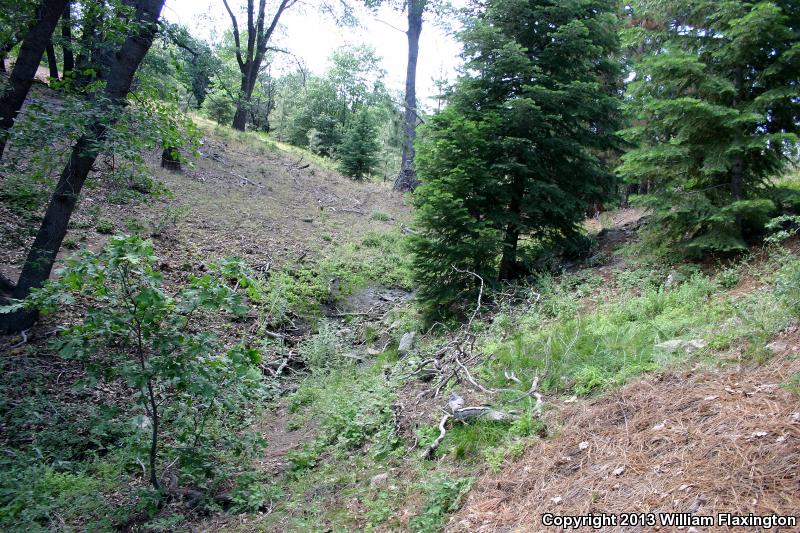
[422,413,451,459]
[454,356,497,395]
[4,329,29,351]
[453,406,514,422]
[510,376,543,416]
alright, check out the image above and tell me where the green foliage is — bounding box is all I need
[411,0,622,315]
[618,0,800,256]
[765,214,800,244]
[338,108,380,179]
[289,367,396,455]
[409,475,472,533]
[370,210,391,222]
[95,217,114,234]
[202,85,236,125]
[12,236,266,490]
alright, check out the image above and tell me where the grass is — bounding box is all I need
[477,250,800,399]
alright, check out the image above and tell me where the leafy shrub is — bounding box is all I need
[409,476,472,533]
[11,235,265,491]
[95,218,114,234]
[370,210,391,222]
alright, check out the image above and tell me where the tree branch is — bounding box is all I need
[221,0,245,70]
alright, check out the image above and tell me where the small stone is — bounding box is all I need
[550,496,563,504]
[578,441,589,451]
[366,348,382,356]
[612,465,625,476]
[564,396,578,404]
[653,420,667,431]
[370,473,390,488]
[751,431,768,438]
[766,341,788,354]
[398,331,416,354]
[703,395,719,401]
[776,435,787,443]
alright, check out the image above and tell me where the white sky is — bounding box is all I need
[161,0,464,107]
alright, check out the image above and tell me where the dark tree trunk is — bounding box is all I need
[498,225,520,281]
[394,0,424,192]
[499,175,524,281]
[2,0,166,334]
[0,0,70,160]
[45,41,59,79]
[160,146,181,171]
[232,71,253,131]
[61,2,74,76]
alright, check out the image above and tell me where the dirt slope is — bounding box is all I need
[449,331,800,532]
[1,112,410,284]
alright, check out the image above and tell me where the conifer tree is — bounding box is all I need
[338,108,379,179]
[410,0,622,313]
[618,0,800,256]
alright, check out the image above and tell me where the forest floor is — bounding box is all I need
[1,102,799,532]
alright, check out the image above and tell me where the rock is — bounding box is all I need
[448,392,465,413]
[655,338,707,354]
[370,472,390,488]
[664,270,685,288]
[366,348,382,356]
[766,341,788,354]
[398,331,416,354]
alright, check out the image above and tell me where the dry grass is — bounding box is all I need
[449,328,800,532]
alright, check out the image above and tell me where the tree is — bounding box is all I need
[45,39,59,79]
[61,1,74,76]
[1,0,167,333]
[15,236,263,491]
[0,0,70,159]
[221,0,298,131]
[338,108,379,179]
[410,0,622,312]
[394,0,425,191]
[618,0,800,256]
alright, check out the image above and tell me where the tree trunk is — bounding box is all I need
[1,0,166,333]
[45,41,59,79]
[160,146,181,172]
[499,176,524,281]
[232,65,256,131]
[61,2,74,76]
[498,225,520,281]
[0,0,70,160]
[394,0,424,192]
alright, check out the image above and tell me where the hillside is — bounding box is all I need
[2,114,799,532]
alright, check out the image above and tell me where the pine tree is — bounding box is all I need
[338,109,380,179]
[618,0,800,256]
[410,0,622,313]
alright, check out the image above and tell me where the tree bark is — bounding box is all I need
[45,41,59,79]
[1,0,166,333]
[0,0,70,160]
[393,0,424,192]
[498,175,524,281]
[61,2,74,76]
